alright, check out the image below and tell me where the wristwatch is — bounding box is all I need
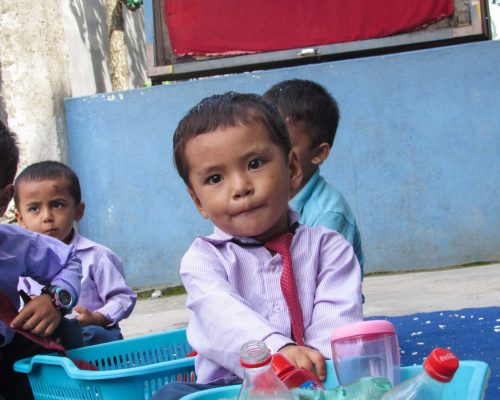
[41,285,74,315]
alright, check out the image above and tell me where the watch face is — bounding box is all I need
[57,289,73,308]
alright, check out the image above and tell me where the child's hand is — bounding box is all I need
[73,305,93,326]
[74,305,111,327]
[279,344,327,381]
[11,294,62,337]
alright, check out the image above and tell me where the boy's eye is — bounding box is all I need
[206,175,222,185]
[248,159,264,170]
[52,202,64,209]
[28,206,39,212]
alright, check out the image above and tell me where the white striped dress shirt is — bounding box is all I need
[181,211,363,384]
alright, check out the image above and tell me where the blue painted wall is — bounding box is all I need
[65,41,500,289]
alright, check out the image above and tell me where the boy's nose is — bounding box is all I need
[41,208,54,222]
[231,175,254,199]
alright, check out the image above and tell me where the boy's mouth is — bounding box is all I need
[233,204,262,217]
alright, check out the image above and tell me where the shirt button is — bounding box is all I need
[273,303,281,313]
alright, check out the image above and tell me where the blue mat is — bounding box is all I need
[368,307,499,399]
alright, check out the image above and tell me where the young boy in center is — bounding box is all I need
[152,92,362,400]
[264,79,365,279]
[0,121,82,400]
[15,161,137,346]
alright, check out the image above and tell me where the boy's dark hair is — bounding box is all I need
[173,92,291,186]
[263,79,340,148]
[14,161,82,206]
[0,120,20,188]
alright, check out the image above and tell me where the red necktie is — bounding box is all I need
[0,290,97,370]
[265,233,305,346]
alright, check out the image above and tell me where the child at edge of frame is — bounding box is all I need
[0,120,82,400]
[14,160,137,347]
[263,79,365,286]
[151,92,363,400]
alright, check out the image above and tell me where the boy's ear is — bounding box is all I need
[15,208,27,228]
[311,143,331,166]
[75,201,85,222]
[0,184,14,217]
[187,187,209,219]
[288,150,303,194]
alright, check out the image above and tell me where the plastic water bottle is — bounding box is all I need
[291,376,391,400]
[237,340,293,400]
[271,353,324,390]
[381,348,459,400]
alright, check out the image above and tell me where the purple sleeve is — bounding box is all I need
[90,251,137,325]
[25,233,82,303]
[305,231,363,355]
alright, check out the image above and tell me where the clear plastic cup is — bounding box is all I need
[331,320,401,386]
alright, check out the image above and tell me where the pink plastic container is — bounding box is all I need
[331,320,401,386]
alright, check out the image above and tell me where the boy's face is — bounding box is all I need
[287,121,330,195]
[185,121,302,243]
[15,177,84,244]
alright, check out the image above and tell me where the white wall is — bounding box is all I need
[0,1,147,155]
[61,0,148,97]
[0,2,72,167]
[0,1,147,222]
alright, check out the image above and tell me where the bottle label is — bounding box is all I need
[299,380,322,390]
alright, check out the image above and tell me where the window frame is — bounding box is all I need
[146,0,491,83]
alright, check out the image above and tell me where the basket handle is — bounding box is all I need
[14,354,97,378]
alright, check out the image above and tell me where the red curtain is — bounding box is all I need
[164,0,454,56]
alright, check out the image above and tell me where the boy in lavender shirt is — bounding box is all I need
[0,121,82,399]
[152,92,362,400]
[15,161,137,346]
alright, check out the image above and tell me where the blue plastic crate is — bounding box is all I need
[14,329,196,400]
[181,360,490,400]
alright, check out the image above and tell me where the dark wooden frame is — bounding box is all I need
[147,0,491,83]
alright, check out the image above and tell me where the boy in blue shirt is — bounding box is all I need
[264,79,365,279]
[0,121,82,399]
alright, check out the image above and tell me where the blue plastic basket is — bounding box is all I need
[181,360,490,400]
[14,329,196,400]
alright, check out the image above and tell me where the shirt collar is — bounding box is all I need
[68,229,92,251]
[200,208,300,246]
[289,169,321,213]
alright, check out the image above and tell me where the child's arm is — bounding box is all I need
[304,229,363,354]
[12,232,82,336]
[25,233,82,302]
[75,251,136,327]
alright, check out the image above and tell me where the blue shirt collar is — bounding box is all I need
[289,170,321,214]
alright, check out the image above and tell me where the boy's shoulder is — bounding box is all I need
[304,172,346,202]
[183,230,236,256]
[295,221,350,242]
[293,172,356,223]
[72,232,122,262]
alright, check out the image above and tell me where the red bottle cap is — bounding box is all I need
[271,354,295,378]
[423,348,459,382]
